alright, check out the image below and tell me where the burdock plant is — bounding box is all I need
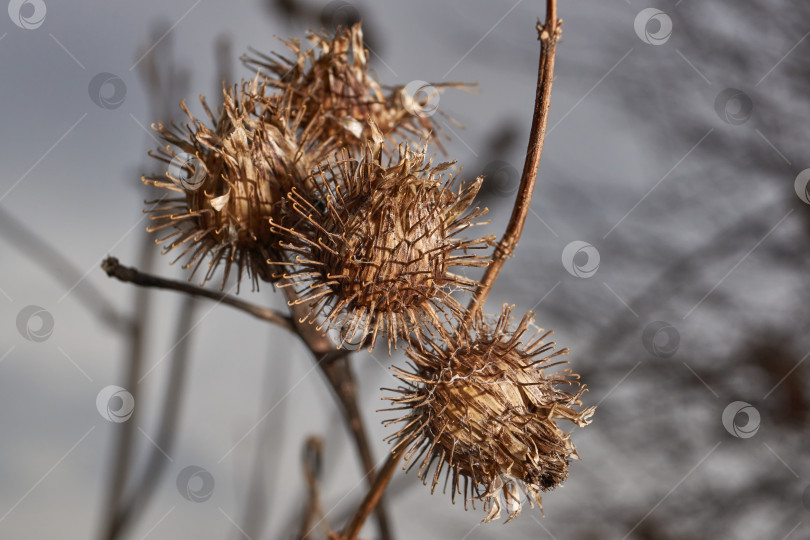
[142,77,330,291]
[385,305,595,522]
[104,1,592,538]
[269,126,492,352]
[242,23,468,152]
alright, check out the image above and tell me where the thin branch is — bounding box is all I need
[102,255,393,538]
[468,0,562,316]
[102,256,294,331]
[278,407,346,538]
[341,447,405,540]
[331,472,416,529]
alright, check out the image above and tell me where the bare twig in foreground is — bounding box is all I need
[102,257,294,331]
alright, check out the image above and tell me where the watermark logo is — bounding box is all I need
[8,0,46,30]
[714,88,753,125]
[562,241,600,278]
[177,465,215,502]
[88,72,127,110]
[331,313,367,352]
[320,0,360,30]
[401,80,440,118]
[641,321,680,359]
[794,169,810,204]
[721,401,760,439]
[168,152,207,191]
[16,305,54,342]
[482,160,519,197]
[634,8,672,46]
[96,385,135,423]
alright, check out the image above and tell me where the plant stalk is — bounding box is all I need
[342,447,405,540]
[468,0,562,317]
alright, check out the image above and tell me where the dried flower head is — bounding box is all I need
[384,305,595,522]
[243,23,468,153]
[143,78,331,291]
[270,132,492,352]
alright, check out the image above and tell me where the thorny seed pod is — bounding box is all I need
[270,130,493,353]
[242,23,469,153]
[383,305,596,522]
[143,77,331,291]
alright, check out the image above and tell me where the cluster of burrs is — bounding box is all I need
[142,23,594,523]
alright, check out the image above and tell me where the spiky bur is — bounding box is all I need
[143,77,333,291]
[242,23,470,153]
[269,136,493,353]
[383,305,596,522]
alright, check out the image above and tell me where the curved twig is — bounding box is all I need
[102,257,294,331]
[299,437,328,540]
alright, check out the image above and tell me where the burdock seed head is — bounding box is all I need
[242,23,468,153]
[143,77,329,291]
[270,127,493,352]
[384,304,595,523]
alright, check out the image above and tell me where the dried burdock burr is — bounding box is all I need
[143,77,331,291]
[270,128,493,353]
[242,23,469,153]
[383,304,595,522]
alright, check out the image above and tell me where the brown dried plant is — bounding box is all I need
[104,1,589,538]
[143,77,331,291]
[144,23,472,294]
[384,305,595,522]
[242,23,470,153]
[269,127,492,353]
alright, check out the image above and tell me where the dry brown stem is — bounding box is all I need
[102,257,294,331]
[341,446,406,540]
[101,256,393,539]
[468,0,562,317]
